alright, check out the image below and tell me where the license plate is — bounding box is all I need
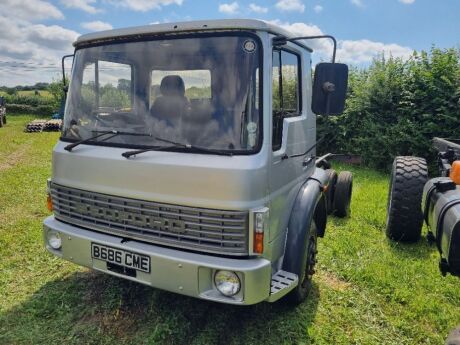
[91,243,150,273]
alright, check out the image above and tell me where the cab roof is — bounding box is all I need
[74,19,299,48]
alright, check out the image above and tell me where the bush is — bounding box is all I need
[35,104,55,115]
[3,94,52,107]
[7,103,55,115]
[6,104,34,113]
[318,47,460,170]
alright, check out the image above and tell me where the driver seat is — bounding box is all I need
[150,75,189,124]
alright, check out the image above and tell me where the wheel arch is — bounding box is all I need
[282,169,327,276]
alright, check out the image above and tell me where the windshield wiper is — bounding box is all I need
[121,137,234,158]
[64,130,151,152]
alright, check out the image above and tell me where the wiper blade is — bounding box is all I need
[64,130,151,152]
[121,137,234,159]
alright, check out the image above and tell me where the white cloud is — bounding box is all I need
[351,0,363,7]
[399,0,415,4]
[270,20,413,64]
[219,2,239,14]
[2,0,64,21]
[109,0,183,12]
[268,20,331,53]
[314,5,323,13]
[249,3,268,13]
[0,14,78,86]
[81,21,113,31]
[27,25,79,50]
[61,0,101,14]
[337,40,413,63]
[275,0,305,12]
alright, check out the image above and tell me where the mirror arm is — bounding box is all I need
[61,54,74,89]
[273,35,337,63]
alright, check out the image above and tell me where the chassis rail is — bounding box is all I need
[433,137,460,176]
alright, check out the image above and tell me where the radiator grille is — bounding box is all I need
[51,183,249,256]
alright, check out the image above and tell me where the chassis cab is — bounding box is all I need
[43,19,350,305]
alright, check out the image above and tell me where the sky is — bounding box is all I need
[0,0,459,86]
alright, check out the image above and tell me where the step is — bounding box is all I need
[267,270,298,302]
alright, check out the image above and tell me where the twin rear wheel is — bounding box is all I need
[386,156,428,242]
[325,169,353,218]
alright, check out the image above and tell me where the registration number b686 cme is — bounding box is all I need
[91,243,150,273]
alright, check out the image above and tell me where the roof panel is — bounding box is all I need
[74,19,295,47]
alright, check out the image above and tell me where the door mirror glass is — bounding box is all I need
[312,62,348,115]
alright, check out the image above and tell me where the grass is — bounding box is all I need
[0,114,459,344]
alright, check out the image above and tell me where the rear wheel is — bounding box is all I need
[3,114,6,125]
[286,221,318,304]
[333,171,353,217]
[386,156,428,242]
[324,169,338,215]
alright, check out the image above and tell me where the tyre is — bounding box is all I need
[386,156,428,242]
[286,221,318,304]
[2,115,6,125]
[446,326,460,345]
[333,171,353,217]
[0,115,3,128]
[324,169,338,215]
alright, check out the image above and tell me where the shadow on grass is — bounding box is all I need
[385,235,437,260]
[0,270,320,344]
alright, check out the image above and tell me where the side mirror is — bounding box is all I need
[312,62,348,115]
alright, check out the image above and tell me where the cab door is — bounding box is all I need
[268,44,315,242]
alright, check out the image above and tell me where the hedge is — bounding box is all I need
[318,47,460,170]
[6,104,55,115]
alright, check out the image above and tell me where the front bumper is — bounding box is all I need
[43,216,272,305]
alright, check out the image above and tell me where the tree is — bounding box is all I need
[47,78,66,110]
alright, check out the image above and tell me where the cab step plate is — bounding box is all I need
[267,270,298,302]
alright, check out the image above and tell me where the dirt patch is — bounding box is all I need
[318,270,352,291]
[0,145,28,171]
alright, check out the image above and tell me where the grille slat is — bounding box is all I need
[52,191,247,224]
[51,183,249,255]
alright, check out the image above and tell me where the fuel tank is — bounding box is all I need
[423,177,460,276]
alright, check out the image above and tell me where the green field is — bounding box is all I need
[0,115,459,345]
[0,90,52,98]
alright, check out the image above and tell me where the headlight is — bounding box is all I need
[47,231,62,249]
[214,270,241,297]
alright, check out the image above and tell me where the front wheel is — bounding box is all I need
[286,221,318,304]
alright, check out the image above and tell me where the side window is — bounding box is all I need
[81,63,96,114]
[272,49,301,151]
[80,61,132,113]
[98,61,132,109]
[281,51,299,112]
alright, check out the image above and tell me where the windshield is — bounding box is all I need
[62,34,262,153]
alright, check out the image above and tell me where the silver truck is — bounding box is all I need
[43,19,352,305]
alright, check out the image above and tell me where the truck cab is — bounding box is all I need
[43,19,350,305]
